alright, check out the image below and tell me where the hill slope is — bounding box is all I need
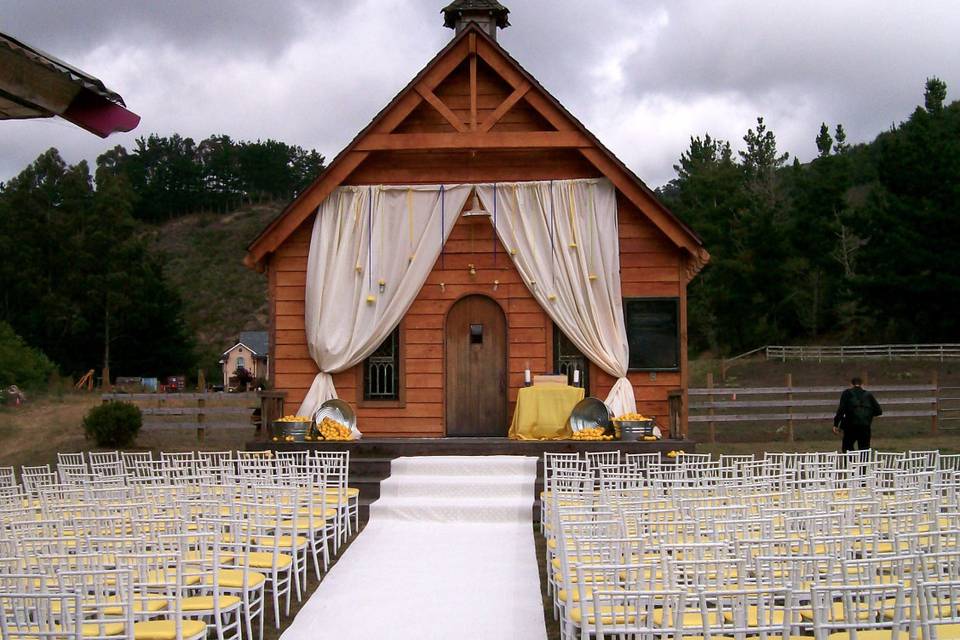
[147,202,283,375]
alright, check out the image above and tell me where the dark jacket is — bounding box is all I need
[834,386,882,429]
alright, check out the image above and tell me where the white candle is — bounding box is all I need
[524,369,531,384]
[573,369,580,384]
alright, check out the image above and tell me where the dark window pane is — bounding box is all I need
[624,298,679,370]
[364,327,400,401]
[553,324,589,395]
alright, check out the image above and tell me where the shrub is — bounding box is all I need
[0,321,56,390]
[83,401,142,447]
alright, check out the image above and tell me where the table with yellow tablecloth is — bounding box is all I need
[508,385,585,440]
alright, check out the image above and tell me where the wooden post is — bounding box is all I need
[197,369,206,392]
[102,366,111,391]
[932,370,939,435]
[197,396,205,442]
[707,372,716,443]
[786,373,794,442]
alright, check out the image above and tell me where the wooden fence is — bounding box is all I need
[764,344,960,362]
[101,392,261,441]
[689,373,941,442]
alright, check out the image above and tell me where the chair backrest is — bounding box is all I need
[0,466,15,488]
[87,451,120,465]
[919,580,960,640]
[57,452,86,467]
[589,589,685,640]
[698,587,793,640]
[810,583,906,640]
[120,451,154,473]
[0,590,84,639]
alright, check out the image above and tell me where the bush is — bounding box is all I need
[0,321,56,390]
[83,401,142,447]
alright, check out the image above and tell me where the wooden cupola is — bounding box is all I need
[442,0,510,41]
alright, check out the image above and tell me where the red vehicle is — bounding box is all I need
[164,376,186,392]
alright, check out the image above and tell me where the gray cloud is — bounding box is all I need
[1,1,958,188]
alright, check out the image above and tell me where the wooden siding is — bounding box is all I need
[269,193,685,436]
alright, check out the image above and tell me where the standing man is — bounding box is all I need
[833,377,883,452]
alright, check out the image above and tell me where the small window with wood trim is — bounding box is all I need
[553,325,589,395]
[363,328,401,401]
[624,298,680,371]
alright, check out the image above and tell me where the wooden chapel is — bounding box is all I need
[245,1,708,438]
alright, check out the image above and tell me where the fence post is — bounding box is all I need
[786,373,794,442]
[197,395,205,442]
[707,372,716,443]
[932,370,939,435]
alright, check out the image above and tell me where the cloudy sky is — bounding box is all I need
[2,0,958,187]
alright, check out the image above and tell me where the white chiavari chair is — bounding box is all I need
[918,580,960,640]
[0,466,16,488]
[587,589,685,640]
[121,451,154,474]
[699,587,796,640]
[56,452,86,467]
[314,450,358,543]
[810,583,907,640]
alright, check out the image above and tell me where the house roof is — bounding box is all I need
[224,331,269,358]
[245,22,708,278]
[0,30,140,137]
[237,331,269,356]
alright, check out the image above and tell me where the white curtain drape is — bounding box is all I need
[296,184,472,417]
[476,179,637,416]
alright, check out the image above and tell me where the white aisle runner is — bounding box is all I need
[280,455,548,640]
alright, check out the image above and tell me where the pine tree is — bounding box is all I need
[816,123,833,157]
[833,124,849,154]
[925,77,947,113]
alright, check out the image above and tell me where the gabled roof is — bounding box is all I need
[224,331,269,358]
[245,23,708,277]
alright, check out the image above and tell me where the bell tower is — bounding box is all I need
[441,0,510,41]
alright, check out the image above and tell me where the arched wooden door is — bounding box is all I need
[445,295,508,436]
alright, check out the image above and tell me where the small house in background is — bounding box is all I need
[221,331,270,390]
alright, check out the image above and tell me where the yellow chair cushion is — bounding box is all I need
[826,631,901,640]
[216,569,266,588]
[180,594,242,611]
[143,569,202,587]
[569,605,637,625]
[557,587,592,602]
[132,619,207,640]
[246,551,293,570]
[799,601,871,622]
[323,487,360,498]
[103,596,169,616]
[721,607,787,625]
[651,608,711,626]
[255,535,307,548]
[16,622,128,638]
[281,514,337,529]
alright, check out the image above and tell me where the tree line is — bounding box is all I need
[0,135,325,385]
[659,78,959,355]
[97,134,325,223]
[0,80,956,387]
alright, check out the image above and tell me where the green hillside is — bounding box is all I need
[147,202,283,377]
